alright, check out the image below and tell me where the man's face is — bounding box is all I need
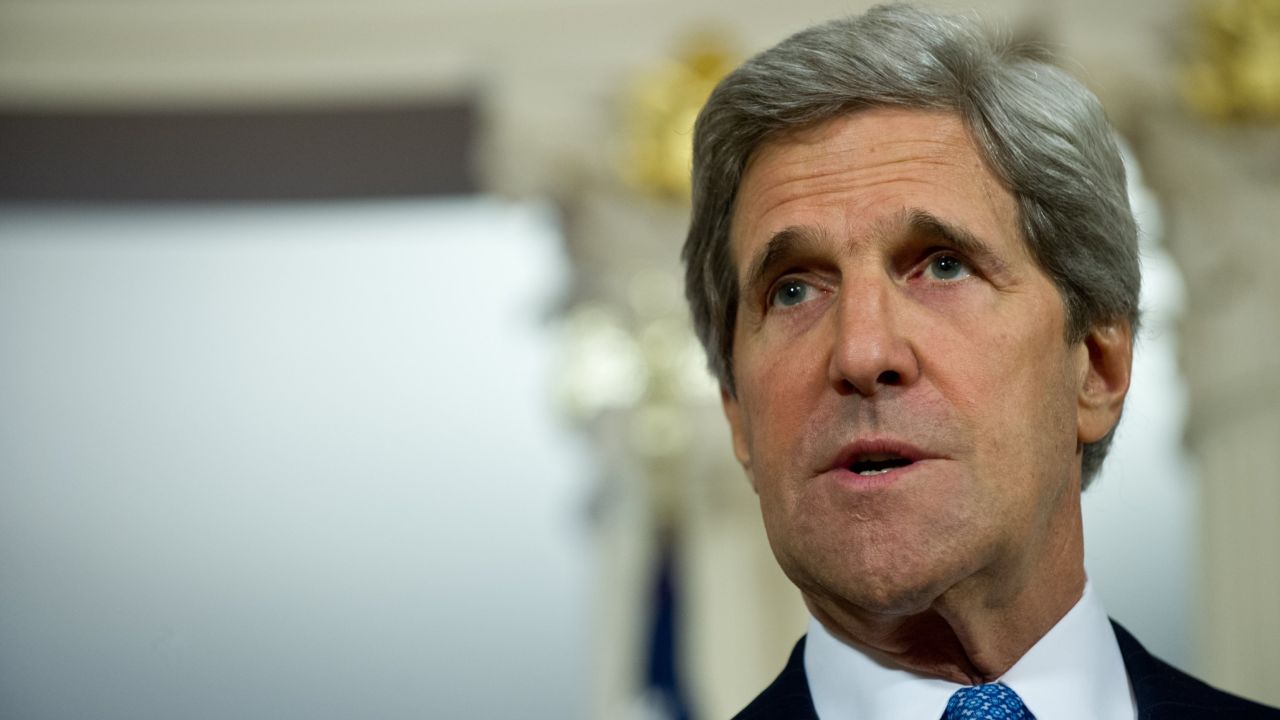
[723,107,1114,617]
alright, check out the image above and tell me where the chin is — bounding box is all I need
[762,481,989,620]
[780,548,955,619]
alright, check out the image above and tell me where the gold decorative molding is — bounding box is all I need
[1183,0,1280,121]
[619,31,737,200]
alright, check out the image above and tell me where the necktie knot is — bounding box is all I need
[942,683,1035,719]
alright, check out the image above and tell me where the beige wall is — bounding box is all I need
[0,0,1184,197]
[0,0,1098,194]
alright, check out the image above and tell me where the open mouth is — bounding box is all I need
[848,454,914,476]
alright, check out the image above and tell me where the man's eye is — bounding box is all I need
[925,254,971,281]
[770,279,813,307]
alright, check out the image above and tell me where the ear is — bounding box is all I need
[720,385,757,489]
[1076,320,1133,444]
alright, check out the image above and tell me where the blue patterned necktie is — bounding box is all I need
[942,683,1036,719]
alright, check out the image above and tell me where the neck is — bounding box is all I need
[807,504,1086,684]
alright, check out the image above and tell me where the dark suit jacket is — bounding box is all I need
[734,622,1280,719]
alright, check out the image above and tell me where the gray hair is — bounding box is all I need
[682,3,1140,485]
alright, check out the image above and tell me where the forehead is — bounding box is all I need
[729,107,1023,272]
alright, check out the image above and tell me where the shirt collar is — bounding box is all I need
[804,580,1136,720]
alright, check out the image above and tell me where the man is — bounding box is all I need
[681,5,1279,719]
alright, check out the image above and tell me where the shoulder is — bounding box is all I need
[1112,621,1280,719]
[733,637,818,720]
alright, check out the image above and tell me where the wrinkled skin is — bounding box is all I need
[722,107,1132,681]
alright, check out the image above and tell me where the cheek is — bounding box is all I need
[735,334,825,435]
[738,387,804,469]
[734,370,828,496]
[936,310,1070,422]
[971,339,1079,478]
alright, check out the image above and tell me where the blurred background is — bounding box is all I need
[1,0,1277,718]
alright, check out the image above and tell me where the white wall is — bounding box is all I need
[1082,248,1198,670]
[0,200,591,720]
[1082,153,1198,671]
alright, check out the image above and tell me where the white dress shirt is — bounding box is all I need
[804,581,1137,719]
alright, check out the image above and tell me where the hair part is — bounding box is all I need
[682,3,1140,486]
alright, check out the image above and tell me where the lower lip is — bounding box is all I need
[821,462,922,490]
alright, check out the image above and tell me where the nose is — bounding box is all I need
[827,279,920,397]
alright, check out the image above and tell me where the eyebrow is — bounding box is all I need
[741,225,829,302]
[897,209,1012,278]
[739,208,1013,300]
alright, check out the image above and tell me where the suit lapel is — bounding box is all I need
[1112,620,1279,718]
[732,637,819,719]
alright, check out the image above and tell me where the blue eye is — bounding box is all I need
[771,279,811,307]
[927,254,970,281]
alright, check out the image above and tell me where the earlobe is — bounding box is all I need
[720,386,756,487]
[1077,321,1133,444]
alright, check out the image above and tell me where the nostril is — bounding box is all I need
[878,370,902,385]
